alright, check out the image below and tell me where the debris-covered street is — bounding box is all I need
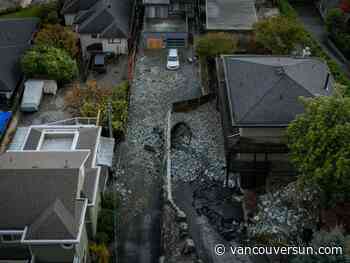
[114,49,201,263]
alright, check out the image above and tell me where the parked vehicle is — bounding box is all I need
[166,49,180,70]
[92,53,107,74]
[21,79,44,112]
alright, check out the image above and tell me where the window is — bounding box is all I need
[91,34,98,39]
[1,234,21,243]
[108,39,121,44]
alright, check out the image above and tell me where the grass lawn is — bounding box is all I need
[0,5,43,18]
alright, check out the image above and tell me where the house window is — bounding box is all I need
[91,34,98,39]
[1,234,21,243]
[108,39,121,44]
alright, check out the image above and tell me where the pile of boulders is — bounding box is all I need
[248,182,319,244]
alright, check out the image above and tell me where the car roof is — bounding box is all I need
[168,49,178,56]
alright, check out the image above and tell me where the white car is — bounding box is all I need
[166,49,180,70]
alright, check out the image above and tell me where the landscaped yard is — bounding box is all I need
[0,5,43,18]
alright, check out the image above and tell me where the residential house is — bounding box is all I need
[142,0,194,48]
[61,0,134,57]
[61,0,96,26]
[0,18,38,109]
[215,55,333,189]
[0,118,114,263]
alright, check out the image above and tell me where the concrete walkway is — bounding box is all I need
[291,3,350,77]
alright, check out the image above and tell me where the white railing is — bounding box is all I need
[46,118,98,126]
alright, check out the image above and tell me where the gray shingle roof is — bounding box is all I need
[222,55,333,126]
[0,168,79,230]
[0,18,38,93]
[77,0,133,38]
[206,0,257,30]
[26,199,77,240]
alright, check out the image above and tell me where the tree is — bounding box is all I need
[253,15,307,55]
[325,8,346,33]
[34,24,79,58]
[90,243,110,263]
[195,33,238,58]
[287,96,350,206]
[292,228,350,263]
[65,80,129,135]
[21,46,78,82]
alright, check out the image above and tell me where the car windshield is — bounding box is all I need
[168,56,177,62]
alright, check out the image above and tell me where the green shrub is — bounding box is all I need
[97,209,115,243]
[325,8,346,33]
[195,33,238,58]
[95,232,109,244]
[278,0,297,19]
[34,24,79,58]
[102,192,119,210]
[0,1,59,22]
[253,16,307,55]
[21,45,78,82]
[292,228,349,263]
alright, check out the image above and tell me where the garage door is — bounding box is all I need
[147,38,163,49]
[166,39,185,48]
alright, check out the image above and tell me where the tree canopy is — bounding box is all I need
[253,15,307,55]
[287,96,350,206]
[34,24,79,58]
[21,45,78,82]
[195,33,238,58]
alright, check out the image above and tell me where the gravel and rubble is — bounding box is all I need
[248,182,319,244]
[171,102,226,183]
[115,49,201,263]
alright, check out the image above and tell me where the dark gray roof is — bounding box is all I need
[77,0,133,38]
[206,0,257,30]
[61,0,97,14]
[26,199,77,240]
[0,168,79,232]
[222,55,333,126]
[0,18,38,93]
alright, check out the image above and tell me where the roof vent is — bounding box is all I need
[64,160,69,168]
